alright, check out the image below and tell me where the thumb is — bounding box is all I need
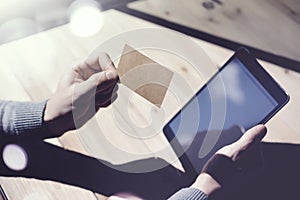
[216,125,267,161]
[237,124,267,147]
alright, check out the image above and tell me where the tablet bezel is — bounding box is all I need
[163,47,290,177]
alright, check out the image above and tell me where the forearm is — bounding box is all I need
[0,100,47,135]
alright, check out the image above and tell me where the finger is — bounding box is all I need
[95,72,118,93]
[231,125,267,160]
[73,59,97,80]
[76,52,117,80]
[77,70,116,95]
[236,125,267,148]
[216,125,267,161]
[96,82,119,95]
[85,52,116,72]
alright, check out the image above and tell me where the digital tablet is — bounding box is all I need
[163,48,289,178]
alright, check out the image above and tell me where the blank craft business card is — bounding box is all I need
[117,44,174,107]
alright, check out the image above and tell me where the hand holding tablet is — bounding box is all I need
[163,48,289,177]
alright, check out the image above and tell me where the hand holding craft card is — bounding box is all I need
[117,44,174,107]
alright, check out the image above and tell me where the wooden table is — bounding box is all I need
[129,0,300,63]
[0,9,300,200]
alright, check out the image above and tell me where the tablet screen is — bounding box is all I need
[167,57,278,172]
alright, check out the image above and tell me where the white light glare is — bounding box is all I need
[69,0,104,37]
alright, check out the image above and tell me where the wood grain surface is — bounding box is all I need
[129,0,300,63]
[0,9,299,199]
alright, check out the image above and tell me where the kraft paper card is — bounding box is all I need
[117,44,174,107]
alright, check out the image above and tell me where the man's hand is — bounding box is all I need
[43,52,118,136]
[191,125,267,195]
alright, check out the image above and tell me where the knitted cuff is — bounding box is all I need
[168,188,208,200]
[13,101,47,135]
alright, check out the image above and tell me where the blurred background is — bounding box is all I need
[0,0,137,43]
[1,0,299,70]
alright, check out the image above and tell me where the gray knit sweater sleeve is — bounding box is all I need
[0,100,47,135]
[168,188,208,200]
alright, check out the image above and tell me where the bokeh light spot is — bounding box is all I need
[2,144,28,171]
[68,0,104,37]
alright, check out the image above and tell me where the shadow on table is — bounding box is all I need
[0,135,193,200]
[0,127,242,199]
[0,130,300,200]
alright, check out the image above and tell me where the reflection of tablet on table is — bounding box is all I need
[163,48,289,178]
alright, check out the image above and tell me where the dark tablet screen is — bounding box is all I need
[164,49,288,173]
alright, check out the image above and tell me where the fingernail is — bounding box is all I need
[106,71,115,80]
